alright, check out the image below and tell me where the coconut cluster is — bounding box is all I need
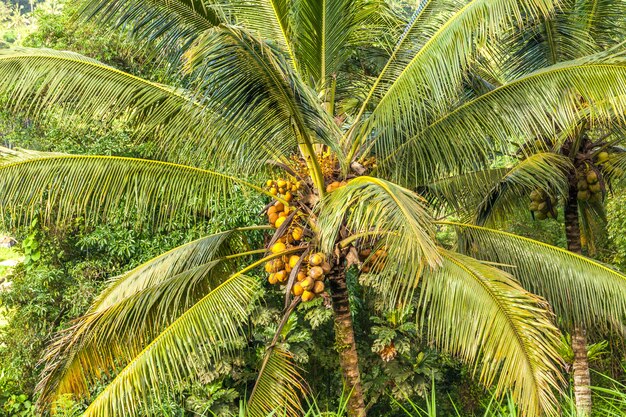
[576,168,602,202]
[291,252,331,302]
[529,189,557,220]
[266,178,301,202]
[264,248,329,302]
[359,247,388,273]
[263,178,327,302]
[596,150,624,179]
[266,201,296,229]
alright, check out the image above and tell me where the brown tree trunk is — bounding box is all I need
[564,182,592,415]
[328,267,367,417]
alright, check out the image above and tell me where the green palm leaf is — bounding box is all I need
[0,148,268,227]
[36,227,268,406]
[293,0,388,88]
[379,52,626,184]
[80,271,259,417]
[445,222,626,331]
[420,249,562,417]
[473,153,572,225]
[318,176,440,307]
[81,0,302,66]
[424,153,571,223]
[495,3,597,79]
[351,0,558,158]
[0,48,283,171]
[183,25,339,148]
[247,347,306,417]
[79,0,221,61]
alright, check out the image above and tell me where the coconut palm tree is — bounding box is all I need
[1,0,626,416]
[422,2,626,414]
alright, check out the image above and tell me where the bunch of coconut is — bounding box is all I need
[266,178,301,202]
[576,168,602,203]
[596,150,624,178]
[266,201,294,229]
[291,252,331,301]
[265,242,300,285]
[358,247,388,273]
[529,189,557,220]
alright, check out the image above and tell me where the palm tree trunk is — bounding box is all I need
[328,267,367,417]
[564,182,592,415]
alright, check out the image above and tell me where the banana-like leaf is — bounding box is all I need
[380,52,626,185]
[318,176,440,307]
[247,347,306,417]
[36,227,267,406]
[0,148,267,228]
[420,249,562,417]
[445,222,626,331]
[79,271,259,417]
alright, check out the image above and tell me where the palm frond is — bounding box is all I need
[37,228,267,406]
[474,153,572,225]
[574,0,626,49]
[293,0,389,89]
[80,271,259,417]
[0,48,283,172]
[352,0,558,158]
[318,176,440,308]
[79,0,221,62]
[349,0,459,127]
[248,347,305,417]
[420,249,562,417]
[445,222,626,332]
[494,2,598,80]
[425,153,571,224]
[0,148,268,228]
[182,25,343,180]
[379,51,626,185]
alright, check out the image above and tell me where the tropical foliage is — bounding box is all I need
[0,0,625,417]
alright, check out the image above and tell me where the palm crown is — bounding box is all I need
[1,0,626,416]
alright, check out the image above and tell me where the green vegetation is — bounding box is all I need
[0,1,625,417]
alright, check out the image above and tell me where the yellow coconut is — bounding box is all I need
[309,253,324,266]
[301,291,315,302]
[289,255,300,269]
[292,282,304,296]
[275,270,288,284]
[271,242,287,254]
[292,227,303,241]
[301,277,315,291]
[275,217,286,229]
[309,266,324,280]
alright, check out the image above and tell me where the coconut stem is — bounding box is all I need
[565,176,592,415]
[328,266,367,417]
